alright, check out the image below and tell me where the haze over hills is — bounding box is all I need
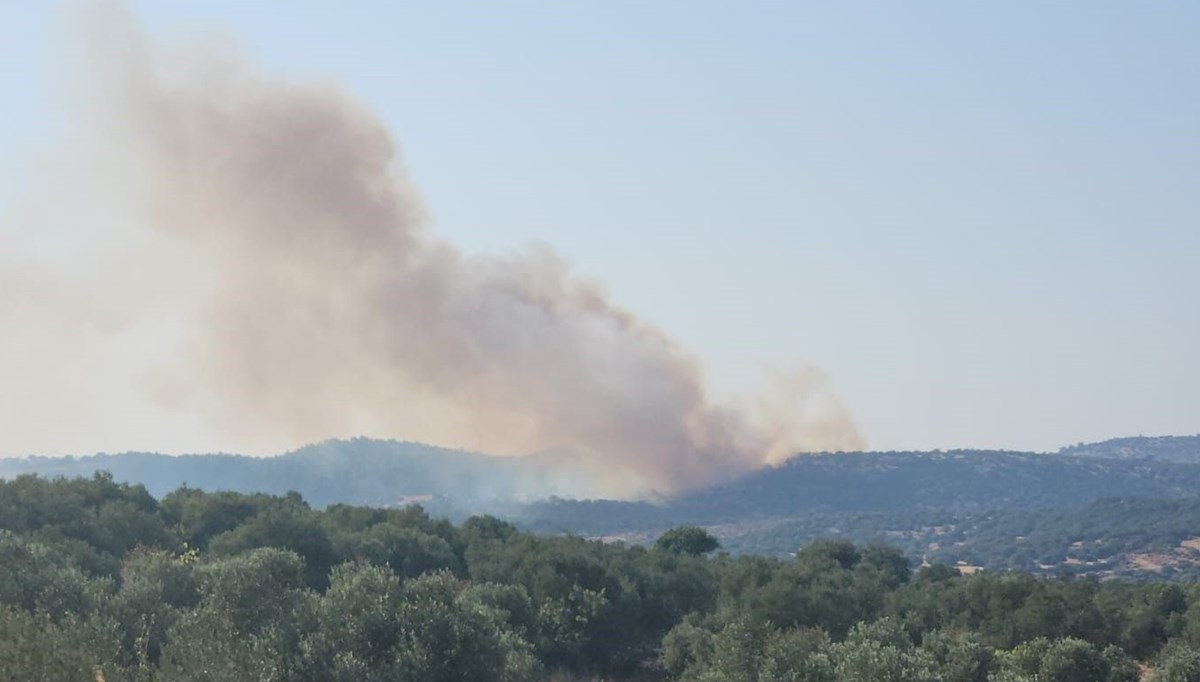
[4,434,1200,580]
[1058,435,1200,463]
[0,438,610,512]
[2,5,1198,680]
[4,434,1197,509]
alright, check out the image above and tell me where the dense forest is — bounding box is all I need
[711,498,1200,579]
[0,439,603,510]
[1059,437,1200,464]
[4,474,1200,680]
[7,437,1200,583]
[6,437,1198,516]
[522,446,1200,532]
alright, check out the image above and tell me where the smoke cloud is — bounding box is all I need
[0,8,863,496]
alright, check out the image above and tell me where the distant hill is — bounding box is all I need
[517,448,1200,531]
[0,438,603,513]
[707,497,1200,580]
[5,434,1200,578]
[7,436,1197,511]
[1057,435,1200,463]
[513,439,1200,579]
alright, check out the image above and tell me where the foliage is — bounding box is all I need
[2,473,1200,680]
[1154,643,1200,682]
[655,526,720,556]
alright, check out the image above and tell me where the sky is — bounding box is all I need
[1,2,1197,457]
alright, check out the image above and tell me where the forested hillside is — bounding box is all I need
[5,437,1200,516]
[521,449,1200,530]
[714,498,1200,580]
[6,437,1200,581]
[516,449,1200,579]
[1059,436,1200,463]
[5,474,1200,681]
[0,438,602,511]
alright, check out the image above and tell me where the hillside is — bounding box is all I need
[713,497,1200,580]
[6,436,1197,511]
[515,443,1200,579]
[518,449,1200,530]
[1058,435,1200,463]
[0,438,602,512]
[6,474,1200,681]
[6,435,1200,578]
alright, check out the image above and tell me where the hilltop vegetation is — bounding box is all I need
[5,436,1200,580]
[1059,436,1200,463]
[0,438,603,512]
[520,448,1200,529]
[5,437,1198,516]
[4,474,1200,681]
[515,445,1200,580]
[714,498,1200,580]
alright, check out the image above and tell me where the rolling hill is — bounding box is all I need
[0,438,602,512]
[3,434,1199,578]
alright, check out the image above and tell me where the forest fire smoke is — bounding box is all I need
[0,10,863,496]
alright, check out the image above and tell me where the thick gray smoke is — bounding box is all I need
[0,10,863,496]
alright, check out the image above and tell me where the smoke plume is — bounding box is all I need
[0,9,863,496]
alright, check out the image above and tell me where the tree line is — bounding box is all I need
[2,473,1200,681]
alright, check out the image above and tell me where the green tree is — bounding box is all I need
[824,618,940,681]
[1155,643,1200,682]
[656,526,721,556]
[392,572,539,682]
[759,628,835,682]
[661,615,715,679]
[192,547,310,635]
[0,531,109,620]
[299,562,406,682]
[207,505,336,589]
[919,629,992,682]
[158,607,297,682]
[991,637,1137,682]
[111,548,199,669]
[351,524,461,579]
[0,607,125,682]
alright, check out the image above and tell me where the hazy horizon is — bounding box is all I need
[1,2,1196,469]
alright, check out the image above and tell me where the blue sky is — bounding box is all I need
[1,2,1197,454]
